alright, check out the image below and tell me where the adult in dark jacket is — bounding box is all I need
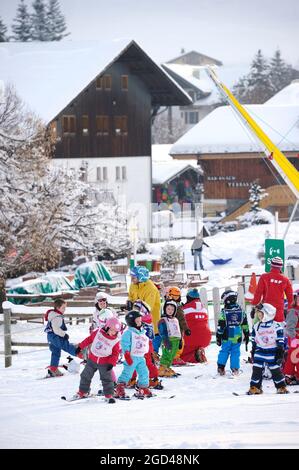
[191,233,209,270]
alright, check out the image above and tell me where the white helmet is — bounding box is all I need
[94,292,108,304]
[256,303,276,322]
[98,307,116,321]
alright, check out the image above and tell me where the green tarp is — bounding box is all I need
[7,274,76,304]
[74,261,113,289]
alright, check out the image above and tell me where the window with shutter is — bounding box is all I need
[96,115,109,135]
[103,75,112,90]
[121,75,128,91]
[114,116,128,136]
[62,115,76,134]
[82,115,89,136]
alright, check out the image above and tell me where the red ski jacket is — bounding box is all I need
[181,299,212,362]
[253,267,293,322]
[79,328,120,366]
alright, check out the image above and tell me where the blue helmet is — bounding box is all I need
[130,265,150,282]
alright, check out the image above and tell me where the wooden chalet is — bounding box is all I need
[49,41,192,160]
[170,101,299,220]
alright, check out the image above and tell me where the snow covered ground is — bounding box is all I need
[1,221,299,449]
[1,341,298,449]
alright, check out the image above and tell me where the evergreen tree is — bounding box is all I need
[232,75,249,104]
[31,0,49,41]
[46,0,69,41]
[233,50,273,103]
[246,49,273,103]
[0,17,8,42]
[269,49,293,94]
[249,180,268,212]
[11,0,32,42]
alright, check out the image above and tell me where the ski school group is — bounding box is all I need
[44,257,299,403]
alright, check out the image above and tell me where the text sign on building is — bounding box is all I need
[265,239,285,273]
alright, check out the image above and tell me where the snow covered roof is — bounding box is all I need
[0,40,191,123]
[162,63,212,94]
[265,80,299,105]
[170,103,299,155]
[162,63,249,106]
[152,144,200,184]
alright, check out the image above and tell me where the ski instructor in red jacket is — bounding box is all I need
[252,256,293,322]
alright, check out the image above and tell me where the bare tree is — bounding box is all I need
[152,110,187,144]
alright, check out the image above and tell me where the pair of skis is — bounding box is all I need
[61,392,175,403]
[232,390,299,396]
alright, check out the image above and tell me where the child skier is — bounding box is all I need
[115,310,153,399]
[73,317,122,403]
[163,286,191,366]
[90,292,117,332]
[216,290,249,376]
[126,300,163,390]
[44,298,80,377]
[158,300,182,377]
[283,289,299,385]
[248,302,288,394]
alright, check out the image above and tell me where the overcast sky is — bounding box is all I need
[1,0,298,67]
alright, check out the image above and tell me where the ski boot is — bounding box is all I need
[217,364,225,376]
[231,368,240,376]
[114,382,129,399]
[285,375,299,386]
[73,390,90,399]
[105,394,116,404]
[47,366,64,377]
[276,386,289,394]
[195,348,207,363]
[134,387,153,399]
[158,365,177,377]
[149,377,164,390]
[247,386,263,395]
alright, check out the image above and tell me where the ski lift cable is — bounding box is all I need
[227,104,295,202]
[243,107,299,149]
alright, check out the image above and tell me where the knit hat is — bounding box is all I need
[186,288,200,300]
[271,256,283,269]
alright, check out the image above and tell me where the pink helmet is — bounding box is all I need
[105,317,122,332]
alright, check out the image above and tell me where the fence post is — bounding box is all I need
[4,306,12,368]
[212,287,221,334]
[237,284,245,311]
[199,287,208,310]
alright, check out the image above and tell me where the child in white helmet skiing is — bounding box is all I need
[73,317,122,403]
[158,300,182,377]
[248,303,289,395]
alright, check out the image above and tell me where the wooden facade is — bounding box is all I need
[50,42,191,160]
[172,152,299,218]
